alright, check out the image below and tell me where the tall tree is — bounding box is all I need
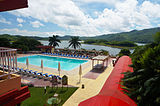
[121,34,160,106]
[48,35,61,49]
[68,36,81,49]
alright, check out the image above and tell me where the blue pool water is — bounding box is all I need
[17,55,88,71]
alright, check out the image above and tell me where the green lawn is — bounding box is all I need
[21,87,78,106]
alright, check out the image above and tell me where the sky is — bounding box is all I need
[0,0,160,37]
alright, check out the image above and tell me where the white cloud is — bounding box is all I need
[8,0,160,36]
[74,0,123,5]
[17,18,25,23]
[0,17,11,24]
[140,1,160,18]
[30,21,44,28]
[18,24,23,27]
[0,28,65,37]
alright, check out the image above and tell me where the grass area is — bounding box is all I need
[21,87,78,106]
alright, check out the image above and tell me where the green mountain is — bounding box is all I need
[0,34,48,41]
[93,27,160,43]
[0,27,160,43]
[59,27,160,43]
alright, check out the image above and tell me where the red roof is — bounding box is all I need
[79,56,137,106]
[0,0,28,12]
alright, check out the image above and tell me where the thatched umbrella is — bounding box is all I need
[26,58,29,69]
[41,59,43,73]
[58,62,61,76]
[79,64,82,83]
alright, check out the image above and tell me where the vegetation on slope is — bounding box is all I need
[121,32,160,106]
[91,27,160,43]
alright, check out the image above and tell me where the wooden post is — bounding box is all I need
[15,51,17,71]
[102,60,104,69]
[2,52,4,72]
[9,51,12,72]
[0,52,1,65]
[92,60,94,69]
[12,51,15,72]
[7,51,10,79]
[4,52,6,67]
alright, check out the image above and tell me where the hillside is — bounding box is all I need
[93,27,160,43]
[0,27,160,43]
[63,27,160,43]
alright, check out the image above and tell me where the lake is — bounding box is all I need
[40,40,135,56]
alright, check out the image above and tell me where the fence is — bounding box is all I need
[0,47,17,78]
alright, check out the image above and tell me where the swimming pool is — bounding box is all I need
[17,55,88,71]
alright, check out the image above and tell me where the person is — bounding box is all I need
[44,86,46,94]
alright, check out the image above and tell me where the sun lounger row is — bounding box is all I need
[17,68,62,80]
[43,52,89,59]
[0,65,62,83]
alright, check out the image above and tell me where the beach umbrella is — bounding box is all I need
[58,62,61,76]
[52,48,54,53]
[41,59,43,73]
[79,64,82,83]
[26,58,29,69]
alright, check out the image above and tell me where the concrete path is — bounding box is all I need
[63,64,113,106]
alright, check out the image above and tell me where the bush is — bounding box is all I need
[119,49,131,57]
[0,38,10,47]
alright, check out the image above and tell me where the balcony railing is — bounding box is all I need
[0,47,17,78]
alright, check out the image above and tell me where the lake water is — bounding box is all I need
[40,40,135,56]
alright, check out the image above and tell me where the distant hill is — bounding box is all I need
[0,34,48,41]
[92,27,160,43]
[0,27,160,43]
[61,27,160,43]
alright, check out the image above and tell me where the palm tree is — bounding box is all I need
[48,35,61,49]
[68,36,81,49]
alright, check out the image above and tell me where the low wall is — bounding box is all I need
[0,71,21,95]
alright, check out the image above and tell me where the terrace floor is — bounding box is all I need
[63,64,113,106]
[21,75,74,87]
[17,54,115,105]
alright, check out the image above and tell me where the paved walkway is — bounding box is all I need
[63,64,113,106]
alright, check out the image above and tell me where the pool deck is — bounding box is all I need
[17,54,114,106]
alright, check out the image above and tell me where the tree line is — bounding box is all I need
[0,37,42,51]
[0,35,82,51]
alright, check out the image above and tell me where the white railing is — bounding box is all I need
[0,47,17,78]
